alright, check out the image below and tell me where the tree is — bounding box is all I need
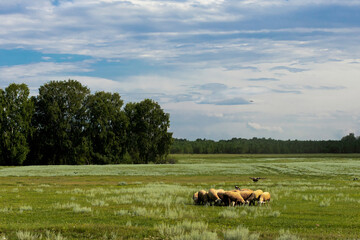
[86,91,128,164]
[341,133,357,153]
[125,99,173,163]
[0,84,34,165]
[30,80,90,165]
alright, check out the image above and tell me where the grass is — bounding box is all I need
[0,154,359,239]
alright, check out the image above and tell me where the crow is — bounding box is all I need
[249,177,265,182]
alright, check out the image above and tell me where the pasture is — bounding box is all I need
[0,154,359,239]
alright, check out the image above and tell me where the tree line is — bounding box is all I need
[171,134,360,154]
[0,80,173,166]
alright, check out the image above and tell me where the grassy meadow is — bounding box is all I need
[0,154,359,239]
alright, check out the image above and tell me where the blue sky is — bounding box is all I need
[1,0,360,140]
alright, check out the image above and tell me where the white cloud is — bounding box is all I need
[0,61,91,80]
[247,122,283,132]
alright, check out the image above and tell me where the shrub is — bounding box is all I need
[16,231,41,240]
[277,229,301,240]
[319,199,330,207]
[173,230,218,240]
[45,230,67,240]
[72,206,92,213]
[219,209,238,218]
[271,211,281,217]
[19,206,32,213]
[223,226,260,240]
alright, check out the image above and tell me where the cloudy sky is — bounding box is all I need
[1,0,360,140]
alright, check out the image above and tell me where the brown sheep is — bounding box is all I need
[193,191,199,205]
[237,190,255,205]
[223,191,245,206]
[198,190,209,205]
[208,188,224,206]
[259,192,271,204]
[248,189,263,206]
[217,191,227,205]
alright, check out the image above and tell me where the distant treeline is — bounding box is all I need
[0,80,172,166]
[171,134,360,154]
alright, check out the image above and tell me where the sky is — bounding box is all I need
[1,0,360,141]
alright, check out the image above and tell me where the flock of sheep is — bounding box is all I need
[192,187,271,207]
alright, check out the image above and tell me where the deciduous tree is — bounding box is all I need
[125,99,172,163]
[86,91,128,164]
[0,84,34,165]
[31,80,90,165]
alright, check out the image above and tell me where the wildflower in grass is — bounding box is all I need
[223,226,259,240]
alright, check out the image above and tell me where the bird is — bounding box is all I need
[249,177,265,182]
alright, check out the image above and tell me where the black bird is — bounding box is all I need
[249,177,265,182]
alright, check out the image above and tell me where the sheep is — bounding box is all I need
[198,190,209,205]
[248,189,263,206]
[259,192,271,204]
[193,191,199,205]
[222,191,245,206]
[217,191,227,206]
[238,190,255,205]
[208,188,224,206]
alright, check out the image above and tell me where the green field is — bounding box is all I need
[0,154,359,239]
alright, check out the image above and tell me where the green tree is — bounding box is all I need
[125,99,173,163]
[31,80,90,165]
[341,133,357,153]
[86,91,128,164]
[0,84,34,165]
